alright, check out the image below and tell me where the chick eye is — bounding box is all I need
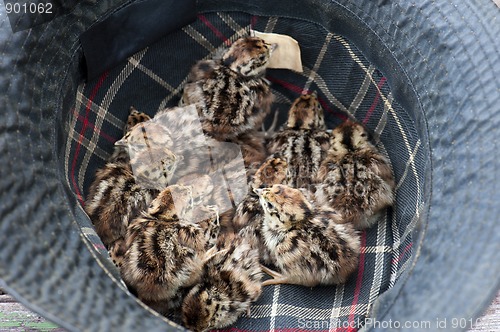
[274,186,283,195]
[266,201,273,210]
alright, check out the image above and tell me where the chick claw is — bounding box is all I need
[260,264,290,286]
[203,246,229,264]
[262,109,280,138]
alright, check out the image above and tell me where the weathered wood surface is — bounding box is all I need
[0,290,498,331]
[0,294,64,331]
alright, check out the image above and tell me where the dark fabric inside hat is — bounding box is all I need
[73,11,420,329]
[0,1,499,331]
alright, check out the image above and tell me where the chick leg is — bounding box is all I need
[260,264,291,286]
[246,306,252,317]
[203,246,228,263]
[262,109,280,138]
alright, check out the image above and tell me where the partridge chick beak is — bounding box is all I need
[114,138,127,146]
[253,188,264,196]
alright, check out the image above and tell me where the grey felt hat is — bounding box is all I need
[0,0,499,331]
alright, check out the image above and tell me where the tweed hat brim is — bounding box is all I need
[0,1,499,331]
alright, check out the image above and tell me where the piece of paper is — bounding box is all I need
[251,30,303,72]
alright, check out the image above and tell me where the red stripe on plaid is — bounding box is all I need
[198,14,231,46]
[345,231,367,332]
[268,76,306,94]
[93,243,106,251]
[319,98,348,121]
[250,16,258,29]
[362,77,386,125]
[70,71,109,204]
[392,242,413,265]
[74,111,117,144]
[267,76,347,120]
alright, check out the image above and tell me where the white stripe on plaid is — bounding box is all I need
[368,218,390,309]
[77,49,148,190]
[329,285,346,331]
[395,140,422,191]
[400,212,422,249]
[390,211,421,287]
[361,245,392,254]
[77,93,126,136]
[374,92,392,138]
[64,84,85,188]
[218,12,251,38]
[68,128,109,161]
[250,303,371,321]
[303,33,333,94]
[270,285,280,332]
[390,244,414,288]
[390,133,421,284]
[182,26,217,53]
[302,66,351,115]
[128,57,177,93]
[264,17,279,32]
[350,65,376,115]
[394,248,414,282]
[126,53,187,114]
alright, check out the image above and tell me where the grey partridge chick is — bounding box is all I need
[256,184,360,287]
[233,156,289,232]
[85,108,157,267]
[182,233,263,332]
[181,36,276,140]
[120,184,221,314]
[267,92,331,189]
[115,105,212,185]
[314,120,395,229]
[231,157,288,264]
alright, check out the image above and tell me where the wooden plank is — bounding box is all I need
[0,295,65,331]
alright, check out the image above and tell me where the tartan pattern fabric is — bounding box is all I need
[64,12,424,331]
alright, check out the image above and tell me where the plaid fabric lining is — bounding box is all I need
[64,12,424,331]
